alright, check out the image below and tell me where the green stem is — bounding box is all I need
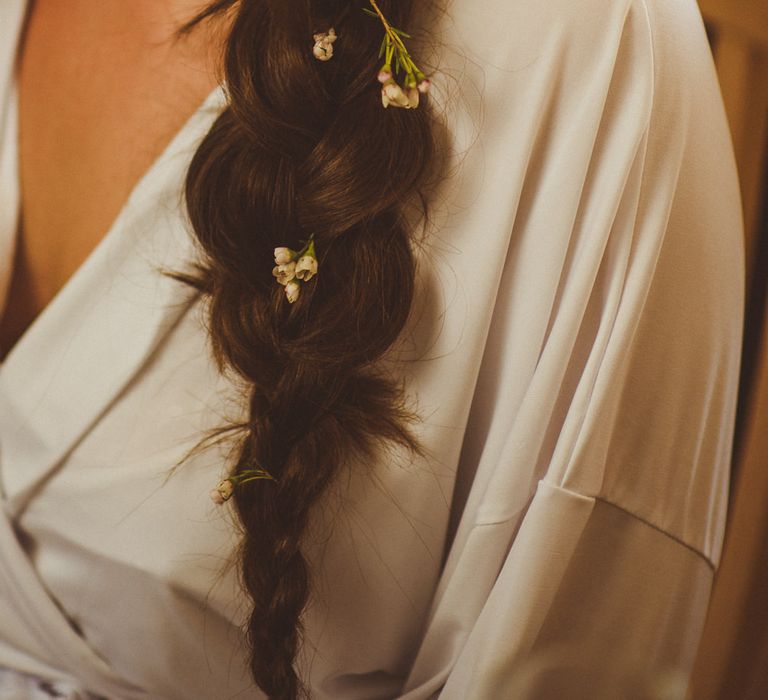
[297,235,317,259]
[239,474,276,485]
[386,42,395,68]
[369,0,422,76]
[232,468,276,485]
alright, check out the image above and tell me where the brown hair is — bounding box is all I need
[184,1,435,697]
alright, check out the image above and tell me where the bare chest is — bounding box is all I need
[0,0,222,359]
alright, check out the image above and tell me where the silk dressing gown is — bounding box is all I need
[0,0,744,697]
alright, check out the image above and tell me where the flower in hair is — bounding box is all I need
[295,254,318,281]
[210,479,234,505]
[271,237,319,303]
[381,79,417,109]
[313,27,337,61]
[285,280,301,303]
[272,261,297,285]
[211,468,275,505]
[274,247,294,265]
[363,0,431,109]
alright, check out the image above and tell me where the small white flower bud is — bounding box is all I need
[417,78,431,94]
[313,42,333,61]
[285,280,301,303]
[211,479,234,504]
[312,28,337,62]
[382,80,401,100]
[381,80,410,109]
[272,261,296,285]
[295,255,318,281]
[274,247,293,265]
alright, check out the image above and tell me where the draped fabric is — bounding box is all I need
[0,0,743,698]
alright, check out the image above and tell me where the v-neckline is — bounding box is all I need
[0,79,225,369]
[0,0,226,366]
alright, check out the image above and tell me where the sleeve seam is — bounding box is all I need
[473,481,716,571]
[543,478,716,571]
[592,494,716,572]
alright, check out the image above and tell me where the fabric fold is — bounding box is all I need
[0,506,150,698]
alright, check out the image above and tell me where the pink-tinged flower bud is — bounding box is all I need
[272,261,296,285]
[377,65,393,84]
[417,78,431,94]
[285,280,301,303]
[295,255,318,281]
[274,247,293,265]
[211,479,234,504]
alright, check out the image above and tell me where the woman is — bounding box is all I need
[0,0,744,698]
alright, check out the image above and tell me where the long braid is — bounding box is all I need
[185,1,434,696]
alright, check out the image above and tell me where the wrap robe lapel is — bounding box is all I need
[0,0,24,305]
[0,195,204,510]
[0,506,151,698]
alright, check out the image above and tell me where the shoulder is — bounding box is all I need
[441,0,711,109]
[436,0,740,569]
[434,0,659,151]
[443,0,657,67]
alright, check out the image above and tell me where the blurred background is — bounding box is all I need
[688,0,768,698]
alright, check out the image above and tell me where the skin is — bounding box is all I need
[0,0,227,359]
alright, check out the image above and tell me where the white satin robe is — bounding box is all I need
[0,0,744,698]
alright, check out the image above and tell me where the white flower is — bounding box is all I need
[294,255,318,281]
[417,78,431,94]
[312,28,337,61]
[313,42,333,61]
[272,261,296,285]
[285,280,301,303]
[274,247,294,265]
[313,27,337,44]
[381,79,411,109]
[405,87,419,109]
[211,479,233,505]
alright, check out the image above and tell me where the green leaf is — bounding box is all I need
[393,27,413,39]
[378,35,387,58]
[361,7,378,18]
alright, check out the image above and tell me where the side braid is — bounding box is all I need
[185,1,434,697]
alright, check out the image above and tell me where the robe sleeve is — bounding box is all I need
[400,0,744,696]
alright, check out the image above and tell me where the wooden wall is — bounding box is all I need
[689,1,768,698]
[699,0,768,287]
